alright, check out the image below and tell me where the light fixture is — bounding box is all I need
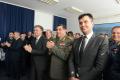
[39,0,59,5]
[116,0,120,4]
[64,6,83,14]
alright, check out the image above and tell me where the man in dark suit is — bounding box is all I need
[0,32,15,76]
[24,25,49,80]
[103,26,120,80]
[6,32,15,43]
[69,13,108,80]
[5,31,23,79]
[25,31,34,44]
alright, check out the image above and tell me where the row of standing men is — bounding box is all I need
[0,13,120,80]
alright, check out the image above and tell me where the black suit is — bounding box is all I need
[69,34,108,80]
[25,36,34,44]
[104,42,120,80]
[30,36,48,80]
[7,38,24,79]
[6,37,15,43]
[110,47,120,80]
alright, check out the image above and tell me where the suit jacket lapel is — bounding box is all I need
[35,36,43,47]
[32,38,36,48]
[74,37,83,65]
[32,36,42,48]
[76,37,82,53]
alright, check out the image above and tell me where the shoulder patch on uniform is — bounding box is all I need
[97,34,108,39]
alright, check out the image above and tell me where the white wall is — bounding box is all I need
[94,15,120,24]
[67,15,120,34]
[34,10,53,31]
[67,15,82,34]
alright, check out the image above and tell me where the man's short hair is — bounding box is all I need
[78,13,93,21]
[46,29,52,34]
[112,26,120,31]
[14,31,20,36]
[56,24,66,29]
[67,31,73,36]
[34,25,43,31]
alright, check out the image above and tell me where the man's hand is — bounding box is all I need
[46,41,55,49]
[1,42,6,47]
[5,42,11,47]
[69,77,80,80]
[24,44,32,53]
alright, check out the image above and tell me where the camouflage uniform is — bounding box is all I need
[49,35,73,80]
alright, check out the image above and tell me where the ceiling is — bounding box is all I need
[0,0,120,19]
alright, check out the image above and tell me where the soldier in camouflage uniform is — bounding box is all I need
[46,24,73,80]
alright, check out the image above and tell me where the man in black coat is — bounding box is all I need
[0,32,15,75]
[110,45,120,80]
[69,13,108,80]
[103,26,120,80]
[24,25,49,80]
[5,31,23,79]
[25,31,34,44]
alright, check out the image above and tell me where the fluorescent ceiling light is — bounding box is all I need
[40,0,59,5]
[116,0,120,4]
[64,6,83,14]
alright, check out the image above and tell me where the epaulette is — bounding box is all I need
[97,34,108,39]
[118,42,120,45]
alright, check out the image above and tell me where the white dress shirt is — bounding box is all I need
[84,31,93,49]
[35,35,41,44]
[79,31,93,51]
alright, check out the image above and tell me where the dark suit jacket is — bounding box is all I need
[30,36,48,80]
[9,38,23,61]
[103,40,119,80]
[6,37,15,44]
[25,36,34,44]
[7,38,24,77]
[69,34,108,80]
[109,45,120,80]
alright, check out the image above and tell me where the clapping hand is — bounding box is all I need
[5,42,11,47]
[46,41,55,49]
[24,44,32,53]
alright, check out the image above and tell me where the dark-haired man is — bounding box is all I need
[5,32,23,79]
[103,26,120,80]
[47,24,73,80]
[69,13,108,80]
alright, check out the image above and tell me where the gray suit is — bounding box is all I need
[69,34,108,80]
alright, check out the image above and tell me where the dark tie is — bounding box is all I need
[35,39,38,45]
[79,36,86,61]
